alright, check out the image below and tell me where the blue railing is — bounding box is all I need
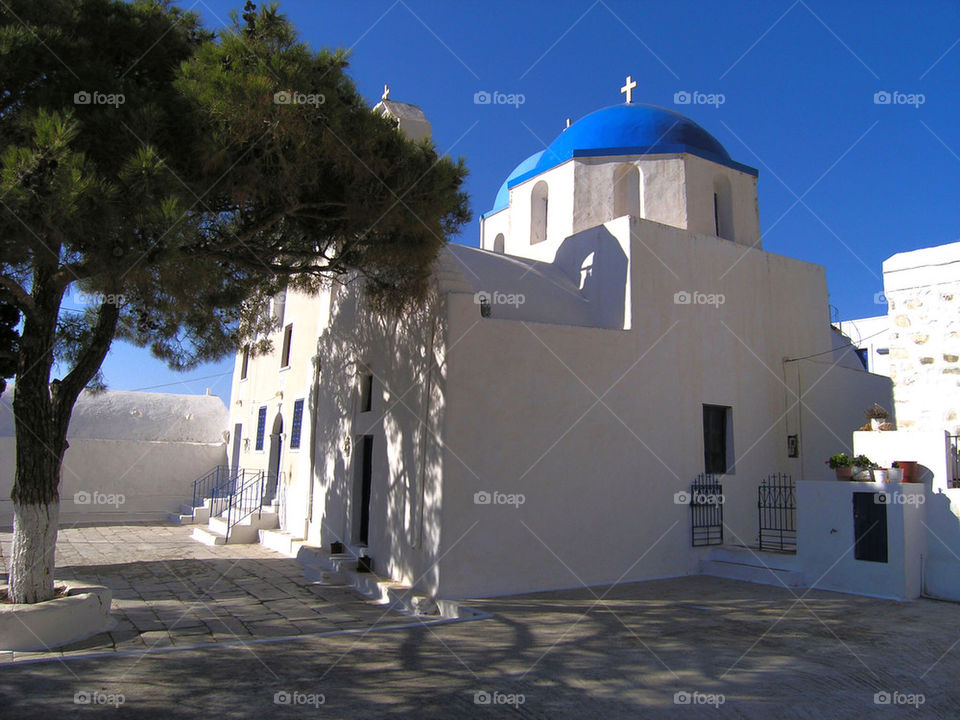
[192,465,237,508]
[224,470,276,542]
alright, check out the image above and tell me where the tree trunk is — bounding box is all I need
[8,375,67,604]
[10,500,59,603]
[7,265,118,603]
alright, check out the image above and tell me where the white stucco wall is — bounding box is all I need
[798,480,925,600]
[480,152,760,259]
[834,315,891,376]
[795,364,894,480]
[923,487,960,601]
[227,286,328,540]
[853,430,951,491]
[430,214,878,598]
[0,390,228,525]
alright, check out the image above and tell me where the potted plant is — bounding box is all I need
[872,467,890,483]
[852,455,874,481]
[896,460,919,483]
[888,462,904,482]
[828,453,852,481]
[864,403,890,431]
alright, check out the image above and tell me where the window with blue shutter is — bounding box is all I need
[255,406,267,451]
[290,399,304,449]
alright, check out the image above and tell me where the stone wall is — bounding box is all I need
[883,242,960,433]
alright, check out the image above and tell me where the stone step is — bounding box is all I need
[168,512,195,525]
[258,528,305,557]
[708,545,801,571]
[207,510,278,537]
[191,526,227,546]
[293,546,478,619]
[700,559,805,589]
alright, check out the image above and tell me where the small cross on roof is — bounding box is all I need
[620,75,637,104]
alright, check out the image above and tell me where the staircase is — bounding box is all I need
[700,545,805,589]
[175,466,280,545]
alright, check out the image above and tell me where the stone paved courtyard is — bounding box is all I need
[0,523,407,661]
[3,525,960,717]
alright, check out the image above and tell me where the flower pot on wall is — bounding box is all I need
[888,468,903,482]
[872,469,889,483]
[897,461,919,483]
[852,467,872,481]
[835,467,853,481]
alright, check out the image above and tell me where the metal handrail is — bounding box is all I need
[224,470,270,542]
[191,465,237,508]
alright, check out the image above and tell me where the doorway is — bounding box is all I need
[264,413,283,505]
[356,435,374,546]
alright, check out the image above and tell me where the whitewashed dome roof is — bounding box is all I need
[0,389,228,443]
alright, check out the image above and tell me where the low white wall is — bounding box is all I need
[921,488,960,601]
[853,430,950,491]
[798,480,925,600]
[0,437,226,526]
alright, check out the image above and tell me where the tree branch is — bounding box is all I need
[0,275,36,317]
[52,298,120,420]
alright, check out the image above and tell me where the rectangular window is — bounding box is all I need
[255,406,267,451]
[290,399,304,449]
[280,324,293,368]
[713,192,720,236]
[240,345,249,380]
[703,404,733,474]
[360,372,374,413]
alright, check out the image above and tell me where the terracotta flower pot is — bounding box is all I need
[835,467,853,481]
[897,461,919,483]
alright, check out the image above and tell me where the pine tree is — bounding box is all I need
[0,0,469,603]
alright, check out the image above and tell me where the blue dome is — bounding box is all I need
[488,151,544,215]
[503,104,755,195]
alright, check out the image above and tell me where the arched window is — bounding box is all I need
[493,233,505,253]
[713,175,734,241]
[530,181,548,245]
[613,164,641,219]
[579,252,595,291]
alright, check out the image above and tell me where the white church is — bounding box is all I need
[208,81,895,600]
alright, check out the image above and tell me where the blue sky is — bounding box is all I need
[96,0,960,403]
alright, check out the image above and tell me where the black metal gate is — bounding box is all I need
[758,473,796,553]
[690,473,723,547]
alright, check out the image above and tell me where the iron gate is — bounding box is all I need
[758,473,796,553]
[690,473,723,547]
